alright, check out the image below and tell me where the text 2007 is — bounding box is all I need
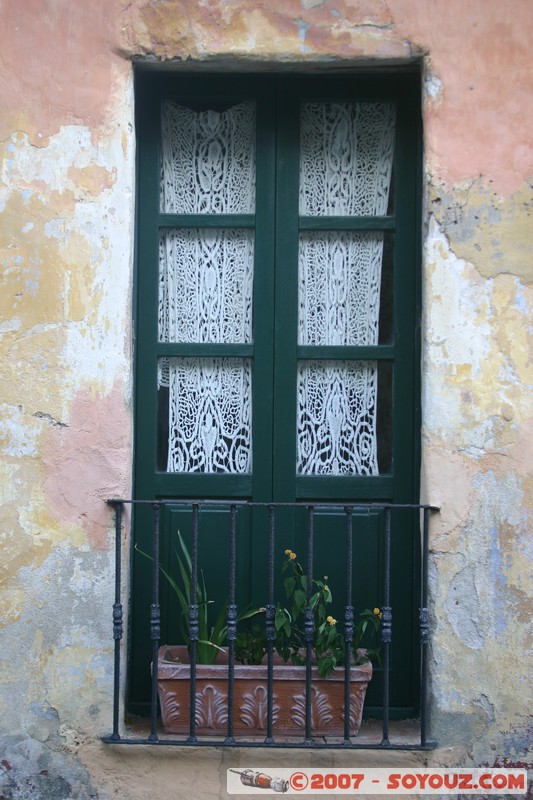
[310,774,365,790]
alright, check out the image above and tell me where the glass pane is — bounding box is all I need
[298,231,393,346]
[299,102,395,217]
[296,360,391,476]
[158,228,254,344]
[160,101,256,214]
[158,357,252,474]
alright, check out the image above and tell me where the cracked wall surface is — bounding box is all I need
[1,0,532,797]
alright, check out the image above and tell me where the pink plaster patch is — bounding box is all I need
[391,0,533,195]
[0,0,127,144]
[43,384,132,550]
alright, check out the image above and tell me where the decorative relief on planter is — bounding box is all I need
[291,686,333,730]
[195,684,228,730]
[162,689,181,728]
[345,694,366,731]
[157,646,372,738]
[240,685,279,730]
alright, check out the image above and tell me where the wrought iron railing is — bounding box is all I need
[102,498,438,749]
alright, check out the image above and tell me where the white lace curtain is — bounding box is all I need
[159,102,256,473]
[158,100,394,475]
[297,102,395,475]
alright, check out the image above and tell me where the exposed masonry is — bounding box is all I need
[0,737,99,800]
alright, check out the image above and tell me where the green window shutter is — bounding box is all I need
[130,70,421,716]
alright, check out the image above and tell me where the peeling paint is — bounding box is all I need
[443,566,484,649]
[430,180,533,285]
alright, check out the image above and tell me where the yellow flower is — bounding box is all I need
[326,615,337,626]
[373,607,380,616]
[284,549,292,556]
[289,551,297,560]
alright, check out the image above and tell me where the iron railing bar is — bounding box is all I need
[265,504,276,744]
[110,500,123,741]
[107,498,439,512]
[343,507,354,744]
[225,505,238,744]
[420,507,430,747]
[103,499,440,750]
[380,507,392,746]
[187,503,200,743]
[102,736,438,750]
[304,505,315,745]
[149,502,161,742]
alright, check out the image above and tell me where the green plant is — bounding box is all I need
[136,531,259,664]
[234,624,268,665]
[273,548,382,678]
[139,534,380,675]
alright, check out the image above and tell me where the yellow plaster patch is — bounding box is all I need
[0,586,26,627]
[60,230,98,323]
[46,643,109,715]
[424,217,532,455]
[0,327,66,420]
[465,276,533,442]
[0,185,91,418]
[0,196,66,329]
[453,363,472,381]
[491,274,533,387]
[19,493,87,551]
[430,180,533,285]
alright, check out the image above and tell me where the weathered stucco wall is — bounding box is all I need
[1,0,531,797]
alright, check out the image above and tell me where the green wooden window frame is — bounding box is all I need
[130,69,422,715]
[135,71,421,502]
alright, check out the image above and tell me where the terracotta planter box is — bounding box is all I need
[157,645,372,738]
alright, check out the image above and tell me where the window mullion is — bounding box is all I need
[250,87,277,502]
[392,82,421,503]
[272,83,301,504]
